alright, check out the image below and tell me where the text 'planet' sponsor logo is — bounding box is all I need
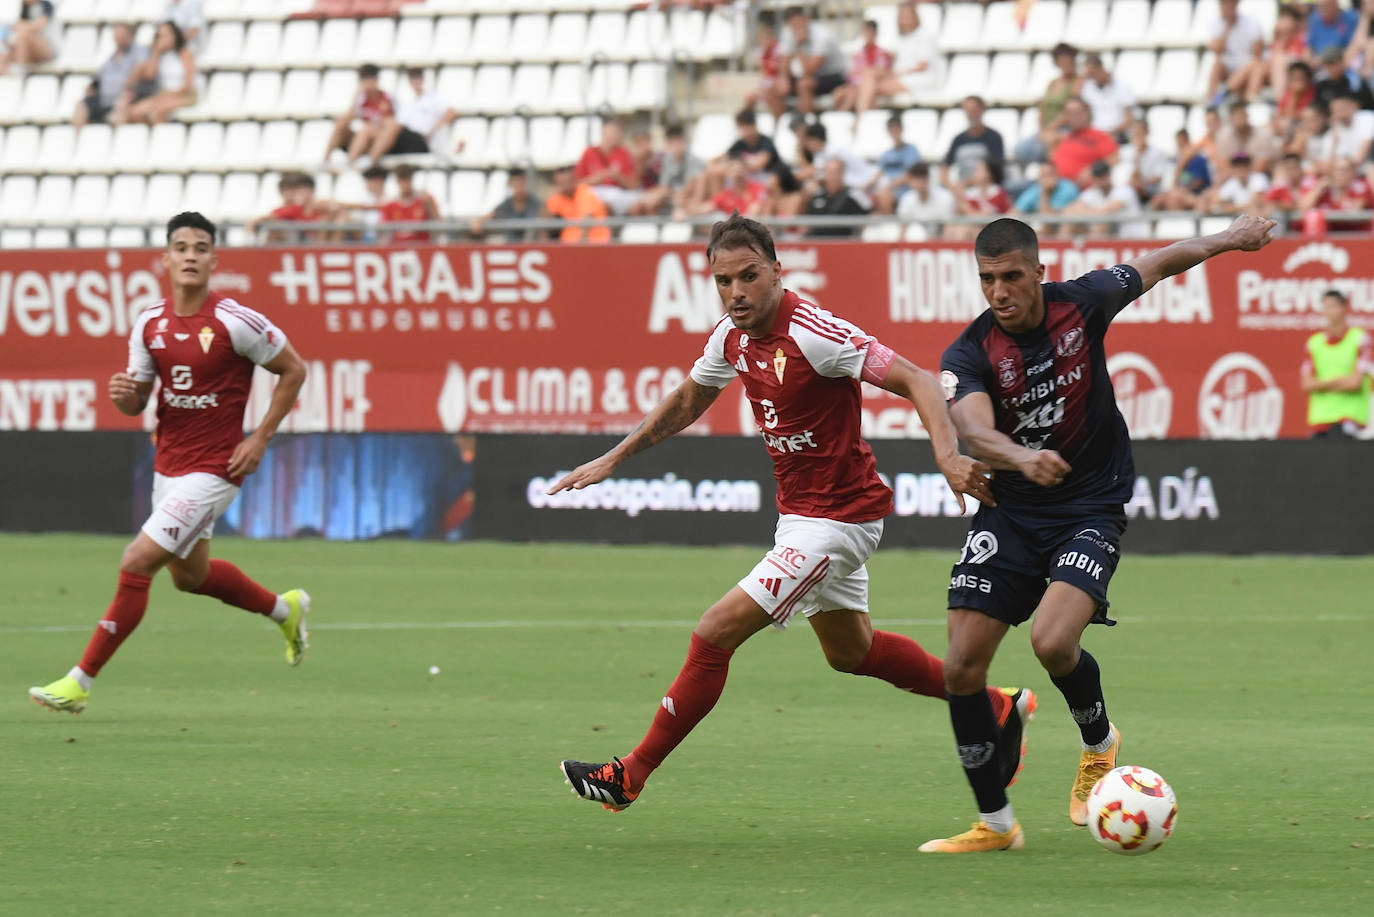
[1124,467,1219,521]
[1235,242,1374,330]
[1197,352,1283,440]
[648,248,825,332]
[0,251,162,338]
[1107,352,1172,439]
[525,473,763,517]
[436,363,693,432]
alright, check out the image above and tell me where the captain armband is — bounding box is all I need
[859,338,897,385]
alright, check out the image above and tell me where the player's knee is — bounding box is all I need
[942,652,987,694]
[824,644,866,673]
[168,567,204,592]
[1031,631,1077,673]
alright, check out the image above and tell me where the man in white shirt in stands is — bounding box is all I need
[853,2,942,114]
[1064,159,1147,238]
[1080,54,1136,141]
[1326,90,1374,165]
[896,163,955,228]
[397,68,458,155]
[774,6,849,115]
[1205,0,1264,106]
[1201,152,1270,214]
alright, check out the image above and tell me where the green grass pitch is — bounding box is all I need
[2,534,1371,916]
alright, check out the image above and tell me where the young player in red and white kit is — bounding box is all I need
[28,212,311,714]
[553,213,1037,811]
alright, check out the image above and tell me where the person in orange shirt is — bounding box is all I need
[379,164,441,243]
[544,167,610,243]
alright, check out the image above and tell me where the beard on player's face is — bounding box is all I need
[713,248,781,335]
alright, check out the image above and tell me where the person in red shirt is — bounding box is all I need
[380,163,441,243]
[1050,97,1119,187]
[551,213,1032,814]
[1263,151,1308,218]
[28,212,311,715]
[1246,2,1307,101]
[832,19,893,110]
[575,117,641,215]
[948,159,1012,239]
[324,63,411,167]
[694,159,771,217]
[1277,60,1318,126]
[1298,156,1374,230]
[246,172,338,242]
[742,15,784,117]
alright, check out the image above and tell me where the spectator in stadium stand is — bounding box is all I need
[1344,0,1374,94]
[804,158,870,237]
[377,163,440,244]
[354,163,387,242]
[742,13,784,118]
[1315,45,1370,108]
[396,68,458,156]
[801,122,880,198]
[575,116,641,216]
[943,95,1006,188]
[114,20,197,125]
[1152,128,1214,211]
[945,159,1010,241]
[1205,0,1265,106]
[1079,54,1137,141]
[1013,159,1079,220]
[160,0,205,55]
[830,18,892,111]
[1245,3,1309,103]
[1298,155,1374,228]
[1325,89,1374,162]
[1050,97,1119,188]
[645,124,706,217]
[772,5,850,117]
[868,114,921,213]
[472,171,541,242]
[895,162,956,227]
[1263,151,1308,216]
[1277,60,1318,126]
[1200,151,1271,214]
[73,22,147,131]
[714,109,793,194]
[691,159,772,219]
[1307,0,1360,57]
[1063,159,1147,237]
[1216,102,1282,172]
[852,2,941,115]
[324,64,412,169]
[1015,42,1082,166]
[544,166,611,244]
[1120,121,1173,202]
[1302,289,1374,437]
[247,173,336,242]
[1287,102,1334,166]
[624,128,663,216]
[0,0,57,75]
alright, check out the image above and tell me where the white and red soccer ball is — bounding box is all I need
[1088,765,1178,855]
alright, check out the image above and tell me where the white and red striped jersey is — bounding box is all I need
[127,292,287,484]
[691,289,893,523]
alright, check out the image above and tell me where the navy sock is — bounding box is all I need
[1050,649,1111,747]
[947,691,1007,815]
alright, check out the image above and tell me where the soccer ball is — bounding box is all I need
[1087,765,1177,855]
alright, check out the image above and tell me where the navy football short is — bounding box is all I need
[947,502,1126,626]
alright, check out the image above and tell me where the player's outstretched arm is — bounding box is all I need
[1128,213,1277,295]
[878,356,995,510]
[227,343,307,478]
[547,378,722,494]
[950,391,1072,488]
[108,372,154,417]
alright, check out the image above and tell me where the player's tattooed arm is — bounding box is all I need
[108,373,154,416]
[950,392,1071,488]
[1129,214,1276,294]
[547,379,722,494]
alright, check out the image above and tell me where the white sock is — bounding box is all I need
[1083,728,1117,754]
[68,666,93,691]
[269,596,290,623]
[980,803,1015,833]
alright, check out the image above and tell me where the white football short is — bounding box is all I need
[141,472,241,559]
[738,514,884,629]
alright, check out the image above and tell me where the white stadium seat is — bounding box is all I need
[528,116,567,169]
[432,16,473,63]
[75,227,108,248]
[819,111,856,152]
[103,174,147,222]
[933,108,969,161]
[241,20,284,69]
[469,15,513,63]
[450,117,491,167]
[544,63,586,115]
[33,228,72,249]
[279,70,323,119]
[317,18,360,68]
[36,124,75,173]
[557,115,598,168]
[986,52,1034,106]
[69,174,110,223]
[620,11,670,61]
[1109,0,1155,50]
[584,12,626,61]
[1063,1,1110,52]
[1154,217,1197,238]
[626,62,668,111]
[510,14,551,61]
[253,171,284,217]
[1147,0,1196,50]
[982,1,1026,51]
[620,222,659,243]
[109,124,151,173]
[587,62,630,111]
[901,109,938,154]
[278,19,321,69]
[1146,104,1187,143]
[1,229,34,249]
[436,67,475,111]
[448,170,488,219]
[183,173,224,217]
[318,70,358,118]
[939,4,986,54]
[19,74,60,124]
[540,13,588,63]
[55,25,98,71]
[144,122,189,173]
[395,17,436,65]
[509,64,552,113]
[696,8,743,61]
[1,124,38,170]
[471,65,513,115]
[143,174,186,223]
[196,72,245,121]
[356,18,398,67]
[201,21,245,69]
[58,76,90,121]
[72,124,113,174]
[1116,50,1159,103]
[1020,0,1067,50]
[220,173,262,221]
[660,222,692,243]
[1188,0,1222,47]
[931,54,989,106]
[242,70,285,120]
[221,122,265,172]
[295,120,334,165]
[108,227,150,247]
[34,175,74,219]
[861,222,902,243]
[668,8,706,57]
[1154,49,1200,104]
[1240,0,1279,36]
[183,122,227,172]
[690,112,734,161]
[853,110,892,161]
[983,108,1021,148]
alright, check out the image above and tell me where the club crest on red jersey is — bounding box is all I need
[774,348,786,384]
[1057,327,1084,357]
[198,326,215,354]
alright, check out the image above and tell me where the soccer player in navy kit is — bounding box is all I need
[919,214,1276,853]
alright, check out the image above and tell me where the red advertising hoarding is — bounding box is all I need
[1,239,1369,439]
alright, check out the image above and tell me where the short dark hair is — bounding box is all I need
[804,122,827,142]
[1288,60,1314,80]
[1331,87,1360,104]
[1280,151,1302,165]
[735,108,757,127]
[783,6,806,21]
[964,94,986,109]
[359,63,381,79]
[394,163,418,179]
[974,218,1039,263]
[363,165,388,181]
[406,67,425,79]
[665,123,686,139]
[1323,289,1349,307]
[907,162,929,179]
[706,212,777,264]
[167,211,216,245]
[887,113,902,130]
[863,18,878,31]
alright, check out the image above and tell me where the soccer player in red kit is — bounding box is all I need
[553,213,1037,812]
[28,212,311,714]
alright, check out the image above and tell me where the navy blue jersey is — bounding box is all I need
[941,266,1143,507]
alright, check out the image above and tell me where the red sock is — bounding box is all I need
[854,630,1011,723]
[78,572,152,677]
[621,632,732,791]
[192,559,277,615]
